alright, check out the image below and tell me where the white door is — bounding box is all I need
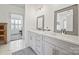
[10,14,23,41]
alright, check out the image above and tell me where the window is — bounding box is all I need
[11,14,23,35]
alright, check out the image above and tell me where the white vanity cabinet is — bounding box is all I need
[29,31,36,50]
[44,41,71,55]
[35,34,43,54]
[28,31,43,55]
[43,36,74,55]
[28,31,79,55]
[54,46,72,55]
[43,41,56,55]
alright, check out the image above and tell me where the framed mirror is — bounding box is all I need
[54,4,78,36]
[36,15,44,31]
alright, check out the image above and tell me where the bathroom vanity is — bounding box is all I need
[27,4,79,55]
[28,30,79,55]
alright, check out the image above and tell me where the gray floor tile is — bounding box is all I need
[12,47,37,55]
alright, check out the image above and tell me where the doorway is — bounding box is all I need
[10,14,24,41]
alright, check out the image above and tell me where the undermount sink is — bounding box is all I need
[43,31,63,38]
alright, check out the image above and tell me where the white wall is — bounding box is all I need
[24,5,32,47]
[25,4,73,31]
[0,4,25,42]
[25,4,79,47]
[78,5,79,36]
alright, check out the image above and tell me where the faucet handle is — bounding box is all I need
[61,29,66,34]
[61,29,63,33]
[63,29,66,34]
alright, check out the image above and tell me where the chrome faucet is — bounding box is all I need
[43,27,51,31]
[61,29,66,34]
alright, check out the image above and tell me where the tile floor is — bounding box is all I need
[0,39,25,55]
[12,47,36,55]
[0,44,11,55]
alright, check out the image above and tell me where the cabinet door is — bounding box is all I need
[55,46,72,55]
[35,34,43,55]
[44,41,72,55]
[44,41,56,55]
[29,32,36,50]
[29,32,43,55]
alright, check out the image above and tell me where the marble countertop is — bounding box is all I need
[28,29,79,45]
